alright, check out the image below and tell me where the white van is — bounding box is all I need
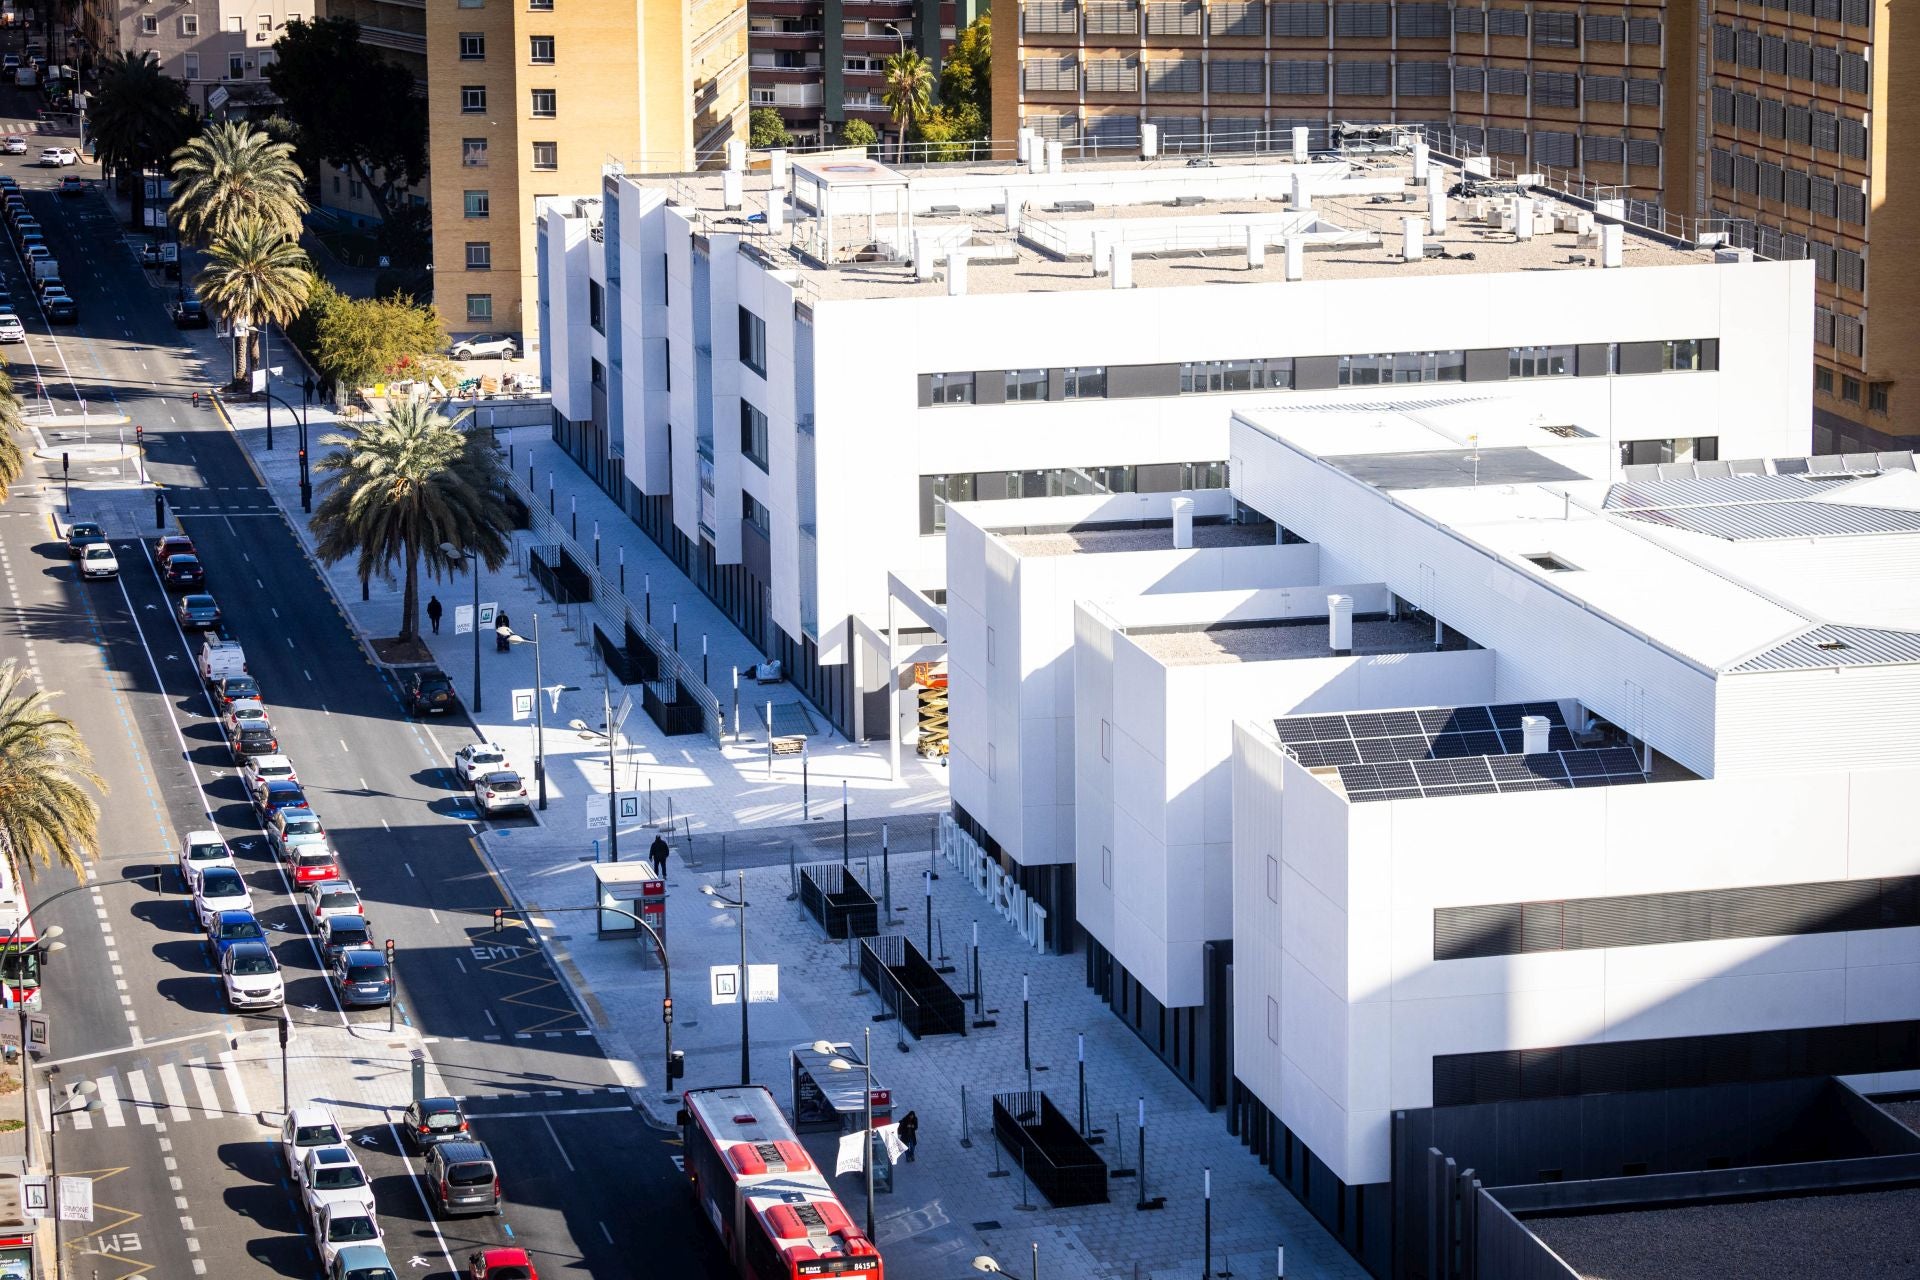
[79,542,118,579]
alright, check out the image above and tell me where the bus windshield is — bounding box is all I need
[0,952,40,987]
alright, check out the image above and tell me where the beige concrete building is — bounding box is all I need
[426,0,747,350]
[991,0,1917,450]
[81,0,315,114]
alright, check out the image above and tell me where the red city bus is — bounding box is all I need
[681,1085,883,1280]
[0,855,41,1012]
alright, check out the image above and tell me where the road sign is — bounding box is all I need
[207,86,228,111]
[479,602,497,628]
[617,794,641,822]
[2,1015,49,1055]
[56,1176,91,1223]
[20,1178,46,1218]
[586,800,608,830]
[453,605,474,636]
[710,965,739,1005]
[511,689,534,721]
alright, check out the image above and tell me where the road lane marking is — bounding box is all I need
[462,1105,634,1119]
[155,1064,191,1124]
[95,1075,125,1127]
[217,1050,253,1116]
[541,1115,577,1172]
[125,1069,160,1127]
[186,1060,222,1118]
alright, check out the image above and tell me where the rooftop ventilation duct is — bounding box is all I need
[1004,190,1021,232]
[1028,144,1045,175]
[1402,216,1424,262]
[1511,197,1534,241]
[725,139,746,172]
[1171,497,1194,549]
[1600,222,1624,268]
[770,149,789,186]
[1046,138,1064,174]
[1285,237,1304,281]
[1141,123,1159,160]
[1428,174,1446,234]
[947,250,968,295]
[1328,595,1354,655]
[1411,139,1429,182]
[1110,243,1133,289]
[914,233,936,281]
[1092,230,1112,277]
[1521,715,1551,755]
[768,195,784,231]
[1016,128,1032,164]
[1292,126,1310,163]
[722,169,743,210]
[1246,226,1266,270]
[1291,172,1313,212]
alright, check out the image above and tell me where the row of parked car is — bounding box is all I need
[2,174,77,323]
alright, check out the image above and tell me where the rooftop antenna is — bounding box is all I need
[1469,432,1481,486]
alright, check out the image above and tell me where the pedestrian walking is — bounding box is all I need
[426,596,443,635]
[495,611,513,653]
[649,833,670,878]
[897,1110,919,1161]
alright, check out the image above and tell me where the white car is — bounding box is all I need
[37,147,75,167]
[177,830,233,892]
[191,866,251,926]
[474,770,529,815]
[301,879,363,926]
[0,313,22,342]
[299,1146,375,1224]
[310,1202,384,1270]
[242,754,299,790]
[21,244,47,262]
[450,333,516,361]
[219,941,284,1010]
[223,699,271,738]
[0,136,23,155]
[452,742,510,785]
[282,1106,344,1178]
[79,543,118,580]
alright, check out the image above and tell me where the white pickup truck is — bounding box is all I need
[199,636,247,685]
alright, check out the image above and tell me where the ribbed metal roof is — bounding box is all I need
[1602,473,1920,541]
[1604,473,1857,509]
[1725,624,1920,672]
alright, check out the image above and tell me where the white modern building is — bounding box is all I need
[536,135,1812,739]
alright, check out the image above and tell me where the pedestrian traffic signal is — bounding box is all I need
[384,939,395,964]
[662,997,673,1025]
[492,907,504,933]
[667,1050,685,1080]
[135,424,143,445]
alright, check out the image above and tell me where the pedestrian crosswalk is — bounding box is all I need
[48,1050,256,1130]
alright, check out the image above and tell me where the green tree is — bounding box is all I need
[310,289,449,395]
[0,371,23,503]
[87,51,194,230]
[0,660,105,880]
[749,107,792,150]
[195,216,314,385]
[265,17,426,227]
[881,50,934,155]
[311,402,512,643]
[169,120,309,244]
[939,15,992,136]
[840,118,879,149]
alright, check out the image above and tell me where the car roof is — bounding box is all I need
[185,828,223,844]
[251,753,290,764]
[263,777,301,790]
[343,949,384,966]
[228,941,274,962]
[478,1248,531,1264]
[231,699,268,712]
[289,1104,337,1128]
[167,553,201,563]
[214,909,257,925]
[335,1245,393,1266]
[431,1139,490,1161]
[308,1144,356,1166]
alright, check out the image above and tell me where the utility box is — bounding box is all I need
[591,862,665,943]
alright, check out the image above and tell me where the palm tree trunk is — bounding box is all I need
[398,546,420,642]
[231,319,252,387]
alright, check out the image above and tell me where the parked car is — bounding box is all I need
[311,1203,385,1272]
[466,1249,538,1280]
[473,771,529,816]
[155,534,196,562]
[0,312,23,343]
[320,915,374,965]
[241,753,297,790]
[177,593,221,631]
[404,670,459,716]
[401,1096,470,1152]
[450,333,516,361]
[56,176,82,197]
[220,941,284,1010]
[176,830,233,892]
[171,296,207,328]
[282,1106,344,1178]
[453,742,510,785]
[300,1146,375,1223]
[249,775,307,817]
[0,136,22,155]
[224,699,273,741]
[37,146,75,166]
[63,521,105,557]
[213,675,261,710]
[230,723,278,764]
[44,296,74,324]
[161,554,206,590]
[423,1140,499,1216]
[192,868,252,929]
[330,947,392,1008]
[288,844,341,887]
[205,909,266,961]
[329,1244,399,1280]
[302,879,363,927]
[267,808,328,860]
[78,542,118,579]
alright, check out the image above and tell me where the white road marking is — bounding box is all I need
[125,1068,160,1126]
[156,1063,192,1123]
[541,1115,576,1172]
[95,1075,125,1128]
[218,1050,253,1116]
[187,1060,222,1118]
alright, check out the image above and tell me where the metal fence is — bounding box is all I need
[858,933,967,1039]
[992,1091,1109,1207]
[798,862,880,940]
[505,467,723,744]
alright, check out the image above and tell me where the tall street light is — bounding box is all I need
[261,386,311,512]
[812,1033,876,1243]
[49,1072,96,1279]
[504,617,547,809]
[440,541,482,714]
[701,873,750,1084]
[973,1249,1039,1280]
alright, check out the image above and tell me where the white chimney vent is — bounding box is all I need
[1427,180,1447,234]
[725,139,747,172]
[1511,197,1534,241]
[1016,128,1032,163]
[1028,144,1046,175]
[1171,497,1194,549]
[768,195,785,231]
[1141,123,1159,160]
[770,149,789,186]
[1110,243,1133,289]
[1521,715,1551,755]
[1246,226,1266,270]
[722,169,743,210]
[1411,139,1429,182]
[914,233,937,282]
[1291,172,1313,212]
[1291,126,1310,163]
[1600,222,1624,268]
[1402,216,1424,262]
[1003,191,1021,232]
[1091,231,1112,277]
[1284,237,1304,281]
[1328,595,1354,655]
[1046,138,1064,174]
[946,251,969,295]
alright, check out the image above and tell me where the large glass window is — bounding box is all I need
[461,85,487,113]
[1005,369,1049,401]
[738,307,767,376]
[920,461,1228,533]
[531,88,557,117]
[1180,358,1290,392]
[929,372,974,404]
[740,401,769,470]
[1662,339,1703,371]
[1510,345,1573,378]
[463,190,490,218]
[742,493,771,537]
[589,281,604,334]
[459,32,486,59]
[529,35,556,63]
[1062,366,1106,398]
[466,294,493,323]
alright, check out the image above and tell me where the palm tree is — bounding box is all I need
[169,120,309,244]
[881,50,934,158]
[310,401,512,644]
[0,661,105,880]
[195,216,313,386]
[86,51,193,230]
[0,370,24,503]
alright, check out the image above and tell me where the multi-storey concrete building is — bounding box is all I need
[749,0,971,148]
[992,0,1913,452]
[323,0,425,78]
[427,0,748,351]
[81,0,315,114]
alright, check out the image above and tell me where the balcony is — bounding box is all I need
[358,23,427,56]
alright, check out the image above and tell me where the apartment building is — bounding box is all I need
[537,138,1811,745]
[323,0,425,78]
[992,0,1915,452]
[750,0,972,147]
[82,0,313,113]
[428,0,748,351]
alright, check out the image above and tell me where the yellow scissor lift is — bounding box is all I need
[914,662,948,759]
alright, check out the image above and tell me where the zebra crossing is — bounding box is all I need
[49,1050,256,1130]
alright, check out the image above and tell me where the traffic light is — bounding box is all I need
[135,424,143,446]
[661,996,673,1025]
[667,1050,685,1081]
[384,939,395,964]
[492,907,504,933]
[60,452,68,475]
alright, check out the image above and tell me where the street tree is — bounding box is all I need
[311,401,512,644]
[86,51,194,230]
[0,370,23,502]
[0,660,105,880]
[307,284,449,396]
[750,108,792,150]
[881,51,934,156]
[195,216,314,385]
[169,120,309,244]
[840,119,879,149]
[264,17,426,229]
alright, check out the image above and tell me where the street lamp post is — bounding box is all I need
[812,1033,876,1242]
[702,873,750,1084]
[441,542,482,714]
[262,388,311,512]
[506,617,548,808]
[49,1073,96,1280]
[973,1248,1038,1280]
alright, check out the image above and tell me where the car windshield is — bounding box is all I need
[345,1267,396,1280]
[231,951,276,976]
[188,842,225,861]
[224,683,257,699]
[200,871,242,897]
[282,815,321,836]
[294,1122,340,1146]
[423,1108,463,1130]
[257,763,291,778]
[310,1163,367,1191]
[84,546,112,559]
[233,707,266,723]
[221,919,265,942]
[328,1214,378,1242]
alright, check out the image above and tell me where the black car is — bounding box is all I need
[44,296,75,325]
[401,1096,471,1152]
[64,521,105,557]
[161,554,206,590]
[177,592,221,631]
[320,915,373,965]
[172,297,208,328]
[231,724,278,764]
[405,670,459,716]
[214,675,261,709]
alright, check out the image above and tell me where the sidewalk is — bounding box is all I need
[215,379,1367,1280]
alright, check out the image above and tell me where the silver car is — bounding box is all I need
[450,333,516,360]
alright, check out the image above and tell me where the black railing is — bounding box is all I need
[799,863,879,940]
[859,933,966,1039]
[992,1091,1109,1207]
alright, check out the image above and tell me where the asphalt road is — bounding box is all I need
[0,120,731,1279]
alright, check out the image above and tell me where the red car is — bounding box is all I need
[468,1249,537,1280]
[155,533,196,562]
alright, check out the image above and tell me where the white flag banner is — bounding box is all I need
[511,689,535,722]
[877,1123,907,1166]
[454,605,474,636]
[835,1131,865,1177]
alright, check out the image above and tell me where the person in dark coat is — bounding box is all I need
[649,833,670,878]
[897,1110,919,1162]
[426,596,443,634]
